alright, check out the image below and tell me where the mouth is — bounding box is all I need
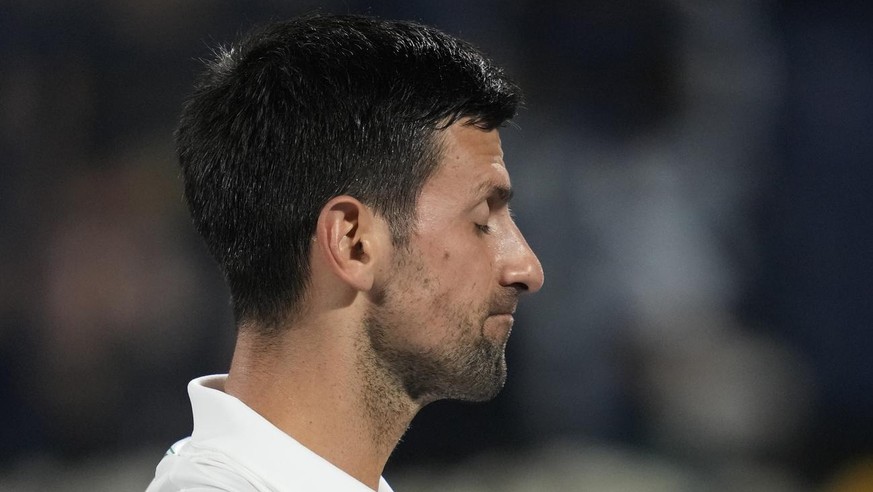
[483,313,515,341]
[488,311,515,318]
[488,313,514,322]
[489,306,516,317]
[487,292,518,321]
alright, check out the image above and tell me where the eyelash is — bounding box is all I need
[475,223,492,234]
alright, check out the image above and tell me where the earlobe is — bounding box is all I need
[314,196,382,292]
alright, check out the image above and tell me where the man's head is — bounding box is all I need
[178,14,523,329]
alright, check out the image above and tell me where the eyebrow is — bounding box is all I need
[475,181,514,206]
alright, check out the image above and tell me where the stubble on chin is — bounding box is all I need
[360,247,517,408]
[362,302,508,407]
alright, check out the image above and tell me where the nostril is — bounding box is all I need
[510,282,529,292]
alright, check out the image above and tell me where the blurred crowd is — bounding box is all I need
[2,1,872,490]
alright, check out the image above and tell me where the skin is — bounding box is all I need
[225,120,544,490]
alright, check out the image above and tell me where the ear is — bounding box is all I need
[314,195,388,292]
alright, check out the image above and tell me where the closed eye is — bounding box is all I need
[475,223,492,234]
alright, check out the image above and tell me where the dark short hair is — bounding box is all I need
[178,14,521,329]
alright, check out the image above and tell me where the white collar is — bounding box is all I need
[188,374,393,492]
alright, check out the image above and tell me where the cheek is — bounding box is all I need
[414,231,495,302]
[443,242,494,289]
[425,250,493,325]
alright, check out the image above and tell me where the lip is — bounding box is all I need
[489,305,517,317]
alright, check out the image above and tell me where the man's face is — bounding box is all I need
[364,121,544,405]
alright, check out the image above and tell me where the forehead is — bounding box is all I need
[427,122,509,193]
[412,122,511,227]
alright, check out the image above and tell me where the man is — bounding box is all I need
[147,14,543,492]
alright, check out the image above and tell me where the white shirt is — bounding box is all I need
[146,375,394,492]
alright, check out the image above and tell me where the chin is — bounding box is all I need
[364,306,511,404]
[434,343,509,404]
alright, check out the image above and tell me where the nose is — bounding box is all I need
[498,221,544,294]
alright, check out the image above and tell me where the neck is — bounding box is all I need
[225,320,418,491]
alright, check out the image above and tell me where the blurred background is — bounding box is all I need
[2,0,872,490]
